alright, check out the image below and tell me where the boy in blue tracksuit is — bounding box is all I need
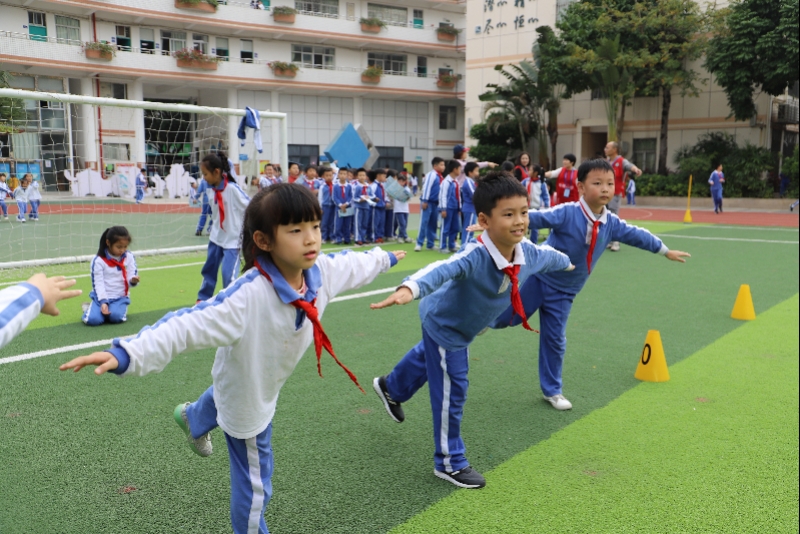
[352,168,372,245]
[415,157,446,251]
[135,168,148,204]
[460,162,479,244]
[372,172,573,489]
[333,171,353,244]
[195,178,213,236]
[368,169,388,243]
[438,159,462,253]
[318,167,336,243]
[0,173,11,219]
[708,163,725,213]
[490,159,691,410]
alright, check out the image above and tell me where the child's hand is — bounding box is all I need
[60,352,120,375]
[26,273,82,316]
[370,287,413,309]
[665,250,691,263]
[131,276,140,285]
[421,202,428,210]
[565,264,575,271]
[465,223,482,233]
[391,251,406,262]
[440,211,447,218]
[101,303,110,315]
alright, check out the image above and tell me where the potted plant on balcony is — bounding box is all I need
[436,73,458,89]
[359,17,387,34]
[174,0,218,13]
[436,26,461,42]
[269,61,299,78]
[173,48,220,70]
[83,41,115,61]
[361,65,383,84]
[272,6,298,23]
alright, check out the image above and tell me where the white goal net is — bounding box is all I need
[0,88,287,269]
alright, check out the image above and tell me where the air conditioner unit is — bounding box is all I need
[777,103,799,123]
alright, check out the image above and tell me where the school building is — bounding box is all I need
[464,0,799,172]
[0,0,467,187]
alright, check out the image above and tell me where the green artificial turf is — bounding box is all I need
[0,223,797,533]
[392,294,799,534]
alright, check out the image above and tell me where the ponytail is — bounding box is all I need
[202,152,236,183]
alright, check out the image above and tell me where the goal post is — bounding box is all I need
[0,88,288,270]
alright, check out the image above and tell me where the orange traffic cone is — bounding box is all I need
[731,284,756,321]
[634,330,670,382]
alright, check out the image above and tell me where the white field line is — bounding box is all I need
[658,234,799,244]
[0,244,362,288]
[0,285,396,366]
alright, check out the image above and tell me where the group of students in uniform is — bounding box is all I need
[1,144,694,533]
[0,172,43,222]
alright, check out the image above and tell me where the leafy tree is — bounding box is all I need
[705,0,799,122]
[479,61,543,155]
[533,26,586,169]
[468,120,518,164]
[0,70,26,134]
[606,0,706,174]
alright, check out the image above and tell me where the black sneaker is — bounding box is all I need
[434,466,486,489]
[372,376,404,423]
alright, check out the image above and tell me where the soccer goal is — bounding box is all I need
[0,88,287,270]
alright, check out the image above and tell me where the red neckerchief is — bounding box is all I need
[214,176,228,229]
[254,261,364,393]
[101,254,128,296]
[579,202,602,274]
[327,182,333,197]
[476,235,536,332]
[377,183,385,201]
[436,171,444,184]
[361,185,367,197]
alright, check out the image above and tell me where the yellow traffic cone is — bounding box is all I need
[634,330,670,382]
[683,209,692,223]
[731,284,756,321]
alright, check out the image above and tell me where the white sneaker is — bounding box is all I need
[173,403,213,457]
[543,394,573,410]
[414,244,422,252]
[81,302,90,313]
[610,241,620,252]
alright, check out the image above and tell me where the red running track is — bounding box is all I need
[617,207,799,228]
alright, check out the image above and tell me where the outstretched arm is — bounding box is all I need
[370,287,413,309]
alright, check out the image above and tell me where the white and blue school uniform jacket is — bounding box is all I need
[28,180,42,201]
[352,182,371,209]
[318,181,336,208]
[0,283,43,350]
[531,197,668,295]
[522,177,550,210]
[333,182,352,207]
[368,181,386,209]
[91,251,139,304]
[196,179,210,206]
[403,232,571,350]
[420,170,442,205]
[106,248,398,439]
[209,179,250,250]
[438,176,461,211]
[460,178,476,214]
[708,170,724,193]
[13,185,29,203]
[0,182,11,199]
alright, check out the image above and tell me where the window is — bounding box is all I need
[368,53,407,75]
[375,146,404,171]
[40,101,65,129]
[367,4,408,26]
[240,39,253,63]
[161,30,186,55]
[292,44,335,69]
[192,33,208,54]
[27,12,47,42]
[99,82,127,100]
[115,25,131,51]
[346,2,355,20]
[412,9,423,28]
[632,138,657,173]
[140,28,155,54]
[55,16,81,44]
[288,144,320,167]
[295,0,339,17]
[9,75,35,90]
[216,37,229,61]
[438,67,453,77]
[416,56,427,77]
[38,77,64,93]
[591,88,606,100]
[103,143,130,161]
[439,105,456,130]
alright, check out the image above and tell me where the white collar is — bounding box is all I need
[479,231,526,270]
[579,197,608,224]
